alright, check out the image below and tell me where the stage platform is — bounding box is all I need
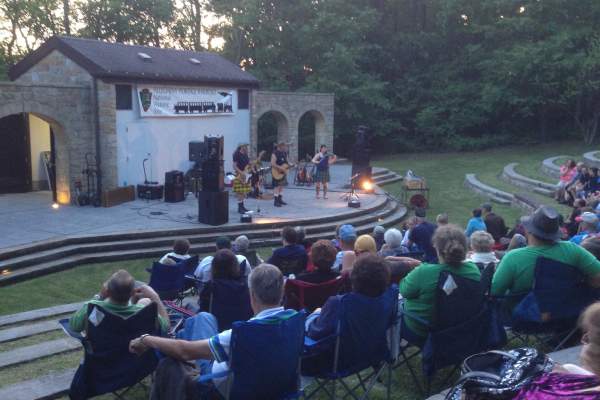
[0,165,407,284]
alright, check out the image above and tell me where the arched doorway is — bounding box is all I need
[298,110,327,161]
[256,110,290,161]
[0,111,63,202]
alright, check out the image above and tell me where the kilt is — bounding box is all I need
[233,178,251,194]
[272,175,288,187]
[313,168,330,183]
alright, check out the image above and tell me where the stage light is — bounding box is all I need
[52,203,59,210]
[362,180,373,191]
[1,269,10,276]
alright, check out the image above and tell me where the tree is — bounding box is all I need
[170,0,204,50]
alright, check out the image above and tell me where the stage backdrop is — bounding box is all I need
[137,85,235,117]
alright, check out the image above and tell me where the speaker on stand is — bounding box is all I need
[165,170,185,203]
[196,136,228,225]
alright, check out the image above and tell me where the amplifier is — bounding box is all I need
[137,184,164,200]
[198,191,229,225]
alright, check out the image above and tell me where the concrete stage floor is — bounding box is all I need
[0,165,386,250]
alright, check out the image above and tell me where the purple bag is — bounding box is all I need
[513,372,600,399]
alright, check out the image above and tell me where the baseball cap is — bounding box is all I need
[576,212,599,224]
[339,224,357,242]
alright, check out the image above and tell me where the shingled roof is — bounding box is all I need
[8,36,259,87]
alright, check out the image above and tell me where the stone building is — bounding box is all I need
[0,36,333,204]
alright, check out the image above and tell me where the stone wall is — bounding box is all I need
[0,82,94,204]
[96,81,117,190]
[14,50,93,86]
[251,91,334,163]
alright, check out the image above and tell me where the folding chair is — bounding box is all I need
[303,285,399,400]
[397,271,506,395]
[508,257,598,351]
[163,300,196,336]
[207,279,254,331]
[147,258,194,304]
[475,261,497,295]
[283,276,346,312]
[277,255,308,276]
[59,303,161,400]
[191,310,306,399]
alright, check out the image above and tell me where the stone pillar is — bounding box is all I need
[96,80,118,190]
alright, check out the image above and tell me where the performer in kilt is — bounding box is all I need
[233,143,252,214]
[271,142,290,207]
[311,145,337,199]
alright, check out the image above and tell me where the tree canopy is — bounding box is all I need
[2,0,600,151]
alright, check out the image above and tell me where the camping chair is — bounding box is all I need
[207,278,254,331]
[283,276,346,312]
[59,303,161,400]
[188,310,306,399]
[147,256,198,304]
[475,262,497,295]
[277,255,308,276]
[163,300,196,336]
[302,285,399,400]
[397,271,506,395]
[508,257,598,352]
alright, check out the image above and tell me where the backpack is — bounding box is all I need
[444,347,554,400]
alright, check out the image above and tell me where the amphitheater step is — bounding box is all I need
[584,151,600,168]
[374,176,403,186]
[464,174,513,205]
[0,368,75,400]
[0,319,60,343]
[0,337,79,368]
[500,163,556,197]
[541,155,567,179]
[0,303,83,328]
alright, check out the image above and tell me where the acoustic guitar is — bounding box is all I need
[236,150,266,184]
[271,162,296,181]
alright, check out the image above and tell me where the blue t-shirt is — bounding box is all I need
[267,244,308,272]
[409,221,438,263]
[465,217,487,237]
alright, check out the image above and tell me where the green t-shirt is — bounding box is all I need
[491,241,600,298]
[399,262,481,337]
[69,299,169,334]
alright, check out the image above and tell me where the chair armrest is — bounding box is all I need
[303,334,338,355]
[146,267,152,273]
[398,308,432,329]
[58,318,85,342]
[197,369,231,383]
[184,274,202,285]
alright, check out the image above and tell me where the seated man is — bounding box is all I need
[195,236,250,283]
[491,206,600,309]
[129,264,296,397]
[295,240,339,284]
[482,203,509,245]
[332,224,357,273]
[267,226,308,275]
[159,238,191,265]
[570,212,599,245]
[69,269,169,334]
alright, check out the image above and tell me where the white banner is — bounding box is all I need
[137,85,235,117]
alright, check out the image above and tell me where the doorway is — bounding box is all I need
[0,113,31,193]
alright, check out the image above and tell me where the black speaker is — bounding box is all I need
[137,184,164,200]
[189,141,205,162]
[198,191,229,225]
[165,170,185,203]
[205,136,224,161]
[201,160,224,192]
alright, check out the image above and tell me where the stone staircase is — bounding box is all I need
[500,163,556,197]
[464,174,513,205]
[372,167,403,186]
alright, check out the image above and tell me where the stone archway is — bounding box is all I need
[298,110,329,160]
[251,91,334,164]
[256,110,290,158]
[0,83,94,204]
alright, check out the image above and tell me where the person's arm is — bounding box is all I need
[271,153,283,172]
[490,256,513,296]
[311,153,320,164]
[398,266,421,299]
[307,297,340,340]
[69,303,90,333]
[341,251,356,273]
[385,256,421,268]
[130,335,214,361]
[330,155,337,164]
[465,219,474,237]
[132,285,170,329]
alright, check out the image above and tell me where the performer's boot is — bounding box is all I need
[238,202,249,214]
[274,196,282,207]
[279,195,288,205]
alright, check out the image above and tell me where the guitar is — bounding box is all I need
[271,162,296,181]
[236,151,266,184]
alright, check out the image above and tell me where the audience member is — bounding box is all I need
[582,236,600,260]
[195,236,250,282]
[295,240,339,284]
[70,270,169,334]
[491,206,600,310]
[400,225,480,345]
[379,228,407,257]
[159,238,191,265]
[556,159,577,202]
[465,208,487,238]
[436,213,449,226]
[407,208,438,263]
[332,224,357,273]
[466,231,499,265]
[401,217,419,252]
[332,225,342,250]
[129,264,294,397]
[354,234,377,256]
[267,226,308,274]
[198,249,246,310]
[372,225,386,251]
[232,235,263,267]
[481,203,508,244]
[571,212,599,245]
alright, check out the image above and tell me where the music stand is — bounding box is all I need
[340,173,361,203]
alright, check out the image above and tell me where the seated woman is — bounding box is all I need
[295,240,339,284]
[513,302,600,399]
[378,228,408,257]
[159,238,191,265]
[199,249,245,310]
[466,231,499,265]
[354,234,378,256]
[399,224,480,346]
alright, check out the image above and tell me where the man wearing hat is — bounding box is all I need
[491,206,600,303]
[271,142,290,207]
[570,212,600,245]
[232,143,252,214]
[332,224,358,272]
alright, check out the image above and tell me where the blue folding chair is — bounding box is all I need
[59,303,161,400]
[147,255,198,304]
[208,279,254,331]
[509,257,598,351]
[303,285,399,400]
[398,271,505,395]
[192,310,306,399]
